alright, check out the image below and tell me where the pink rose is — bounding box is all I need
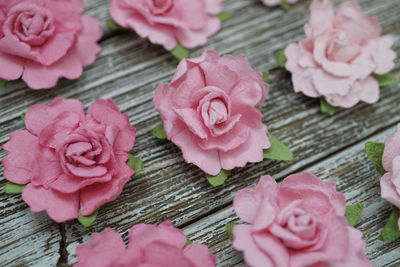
[0,0,102,89]
[262,0,298,7]
[110,0,223,50]
[153,49,270,175]
[232,172,371,267]
[74,220,216,267]
[380,124,400,228]
[284,0,396,108]
[2,97,136,222]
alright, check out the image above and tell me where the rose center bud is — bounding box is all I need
[6,4,55,46]
[326,31,360,63]
[285,209,317,241]
[208,99,228,126]
[148,0,174,15]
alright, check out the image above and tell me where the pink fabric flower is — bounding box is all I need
[0,0,102,89]
[380,124,400,228]
[232,172,371,267]
[110,0,223,50]
[74,220,216,267]
[284,0,396,108]
[262,0,298,7]
[153,49,270,175]
[2,97,136,222]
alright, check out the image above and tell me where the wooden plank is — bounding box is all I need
[0,0,399,265]
[182,127,400,266]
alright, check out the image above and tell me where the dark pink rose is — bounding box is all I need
[154,49,270,175]
[232,172,371,267]
[2,98,136,222]
[284,0,396,108]
[0,0,103,89]
[74,221,216,267]
[110,0,223,50]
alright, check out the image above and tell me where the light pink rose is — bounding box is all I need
[153,49,270,175]
[232,172,371,267]
[284,0,396,108]
[0,0,102,89]
[380,124,400,228]
[262,0,298,7]
[2,97,136,222]
[74,220,216,267]
[110,0,223,50]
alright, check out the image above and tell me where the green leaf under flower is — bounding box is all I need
[365,142,385,175]
[226,222,236,241]
[379,208,400,241]
[126,154,144,175]
[78,209,98,227]
[170,44,189,61]
[151,123,167,139]
[320,98,337,116]
[4,182,25,194]
[217,11,231,22]
[274,50,287,68]
[262,71,269,83]
[0,79,6,87]
[344,203,363,226]
[280,2,291,11]
[106,18,123,30]
[206,169,230,187]
[372,73,399,87]
[263,133,293,161]
[21,113,25,122]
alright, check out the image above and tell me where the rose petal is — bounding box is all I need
[382,125,400,172]
[0,52,24,80]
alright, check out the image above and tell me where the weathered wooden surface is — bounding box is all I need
[0,0,399,266]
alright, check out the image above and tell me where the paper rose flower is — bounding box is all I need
[231,172,371,267]
[284,0,396,109]
[153,50,291,185]
[109,0,223,51]
[2,98,136,223]
[0,0,102,89]
[74,221,216,267]
[262,0,298,7]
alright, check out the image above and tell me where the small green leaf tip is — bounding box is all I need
[0,79,6,87]
[320,98,337,116]
[206,169,230,187]
[127,154,144,175]
[186,237,192,245]
[263,133,293,161]
[379,208,400,241]
[170,44,189,61]
[78,210,98,227]
[372,73,399,87]
[151,123,167,139]
[280,2,291,11]
[217,11,231,22]
[226,222,236,241]
[365,142,386,175]
[262,71,270,83]
[274,50,287,68]
[106,18,122,30]
[21,113,25,122]
[4,182,25,194]
[344,204,363,227]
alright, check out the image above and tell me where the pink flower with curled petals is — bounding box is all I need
[262,0,298,7]
[110,0,223,50]
[232,172,371,267]
[153,49,270,176]
[0,0,102,89]
[2,98,136,222]
[380,124,400,229]
[284,0,396,108]
[74,220,216,267]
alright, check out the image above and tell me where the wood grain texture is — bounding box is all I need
[0,0,399,266]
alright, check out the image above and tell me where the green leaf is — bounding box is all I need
[226,222,236,241]
[206,169,230,187]
[274,50,287,68]
[379,208,400,241]
[21,112,25,122]
[106,18,122,30]
[186,237,192,245]
[151,123,167,139]
[372,73,399,87]
[365,142,386,175]
[170,44,189,61]
[280,2,291,11]
[0,79,6,87]
[78,209,98,227]
[4,182,25,194]
[320,98,337,116]
[263,133,293,161]
[345,204,363,226]
[217,11,231,22]
[262,71,269,83]
[126,154,144,175]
